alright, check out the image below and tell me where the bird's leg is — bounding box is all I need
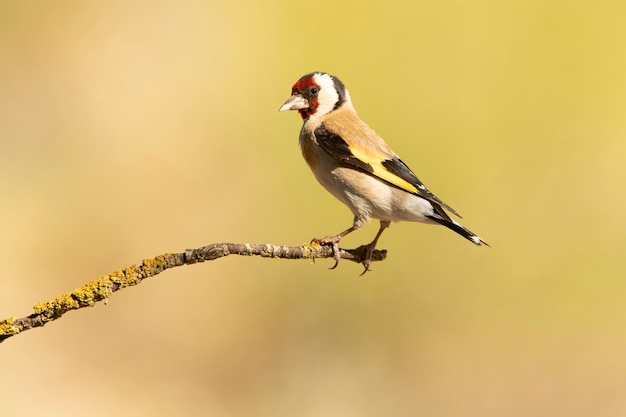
[311,222,360,269]
[359,221,390,275]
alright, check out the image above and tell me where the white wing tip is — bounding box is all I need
[471,235,489,246]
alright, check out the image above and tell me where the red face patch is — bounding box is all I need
[291,75,317,93]
[291,74,319,120]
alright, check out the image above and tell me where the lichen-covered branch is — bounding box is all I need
[0,242,386,343]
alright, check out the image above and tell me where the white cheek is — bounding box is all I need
[312,73,340,117]
[316,87,339,116]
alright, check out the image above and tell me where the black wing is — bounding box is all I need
[313,123,461,218]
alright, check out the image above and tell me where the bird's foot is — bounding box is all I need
[358,242,377,276]
[311,235,342,269]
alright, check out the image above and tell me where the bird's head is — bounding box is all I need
[279,72,351,121]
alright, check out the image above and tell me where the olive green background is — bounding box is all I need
[1,1,625,416]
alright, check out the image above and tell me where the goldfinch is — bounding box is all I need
[280,72,487,273]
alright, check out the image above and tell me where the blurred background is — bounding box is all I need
[1,0,625,415]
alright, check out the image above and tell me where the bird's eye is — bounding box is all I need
[310,86,319,95]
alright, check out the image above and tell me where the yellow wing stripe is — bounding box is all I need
[348,146,419,194]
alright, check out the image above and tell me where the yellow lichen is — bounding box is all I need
[3,253,178,341]
[306,241,322,250]
[33,292,80,317]
[121,265,142,286]
[83,276,114,299]
[71,287,97,307]
[32,275,116,316]
[301,244,314,258]
[107,266,140,288]
[106,269,126,285]
[0,317,19,337]
[141,254,170,276]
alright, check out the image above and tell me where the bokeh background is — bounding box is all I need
[1,1,625,416]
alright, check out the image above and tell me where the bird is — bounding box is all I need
[279,72,487,274]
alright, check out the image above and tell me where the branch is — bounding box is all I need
[0,242,386,343]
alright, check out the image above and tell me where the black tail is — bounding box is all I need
[427,215,489,246]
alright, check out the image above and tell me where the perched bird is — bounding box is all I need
[280,72,487,273]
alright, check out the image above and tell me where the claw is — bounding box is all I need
[329,239,341,269]
[358,220,390,276]
[358,243,376,276]
[312,235,342,269]
[309,222,372,272]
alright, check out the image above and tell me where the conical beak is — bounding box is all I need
[279,94,308,111]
